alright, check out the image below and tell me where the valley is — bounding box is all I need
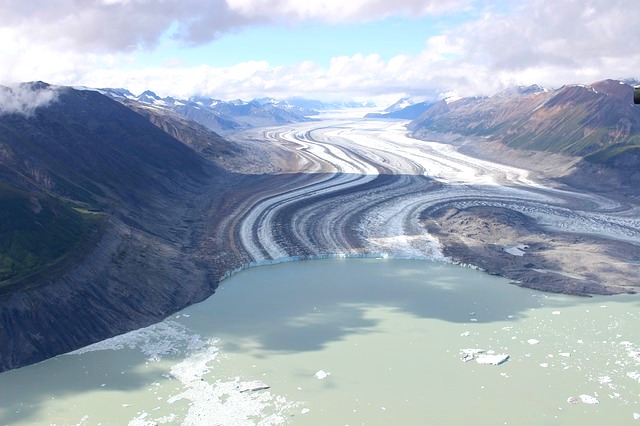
[211,113,640,296]
[1,87,639,374]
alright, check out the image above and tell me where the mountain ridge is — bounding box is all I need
[403,79,640,195]
[0,83,238,372]
[408,79,640,157]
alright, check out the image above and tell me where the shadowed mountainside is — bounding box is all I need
[0,83,242,372]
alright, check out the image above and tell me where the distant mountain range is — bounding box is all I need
[100,89,376,134]
[365,97,435,120]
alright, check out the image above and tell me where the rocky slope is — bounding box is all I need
[408,80,640,196]
[0,83,240,372]
[410,81,640,155]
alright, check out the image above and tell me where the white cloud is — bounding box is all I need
[226,0,472,23]
[0,0,470,52]
[0,0,638,101]
[0,83,59,116]
[438,0,640,90]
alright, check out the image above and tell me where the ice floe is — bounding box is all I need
[314,370,331,380]
[579,394,599,404]
[67,318,297,425]
[460,349,509,365]
[566,394,599,405]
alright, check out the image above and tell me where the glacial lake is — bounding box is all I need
[1,258,639,425]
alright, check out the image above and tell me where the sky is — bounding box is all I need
[0,0,639,104]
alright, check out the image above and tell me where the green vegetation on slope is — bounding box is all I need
[584,144,640,168]
[0,183,103,287]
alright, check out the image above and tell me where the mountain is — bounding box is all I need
[408,80,640,195]
[283,97,378,111]
[385,97,415,113]
[409,81,640,156]
[365,99,435,120]
[1,85,213,207]
[253,97,319,117]
[0,82,232,371]
[116,99,243,162]
[102,89,313,134]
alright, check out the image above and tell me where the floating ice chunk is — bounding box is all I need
[167,395,182,404]
[552,311,561,315]
[129,412,153,426]
[567,397,579,404]
[461,349,481,362]
[476,354,509,365]
[470,318,478,322]
[301,408,310,414]
[540,363,549,368]
[460,331,470,337]
[599,376,613,384]
[579,394,599,404]
[559,353,571,358]
[633,412,640,420]
[314,370,331,380]
[527,339,540,345]
[460,348,509,364]
[627,372,640,383]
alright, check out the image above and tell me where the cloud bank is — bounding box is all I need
[0,83,59,116]
[0,0,469,51]
[0,0,638,101]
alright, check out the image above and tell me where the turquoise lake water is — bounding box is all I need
[0,258,639,425]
